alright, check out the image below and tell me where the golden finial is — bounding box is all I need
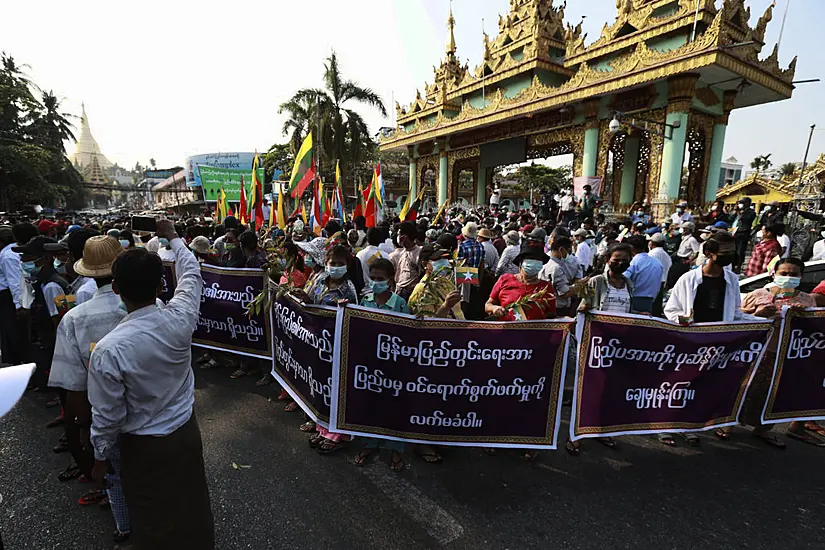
[446,0,457,59]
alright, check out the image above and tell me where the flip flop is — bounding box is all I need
[804,422,825,438]
[414,447,442,464]
[354,450,375,467]
[299,421,316,433]
[78,489,106,506]
[565,438,581,457]
[787,430,825,447]
[657,434,676,446]
[57,464,81,482]
[284,402,299,413]
[714,428,730,440]
[596,437,617,449]
[390,452,405,472]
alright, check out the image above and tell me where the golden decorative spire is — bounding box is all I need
[446,2,456,59]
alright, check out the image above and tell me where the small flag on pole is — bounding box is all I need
[455,266,479,285]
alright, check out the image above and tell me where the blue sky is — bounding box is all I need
[2,0,822,169]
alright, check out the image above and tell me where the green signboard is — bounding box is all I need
[198,165,265,203]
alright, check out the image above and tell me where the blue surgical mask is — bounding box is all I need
[119,239,130,248]
[326,265,347,280]
[521,259,543,277]
[774,275,801,289]
[305,256,315,268]
[432,259,450,271]
[159,237,170,247]
[53,258,67,275]
[118,301,129,312]
[370,280,390,294]
[22,261,40,276]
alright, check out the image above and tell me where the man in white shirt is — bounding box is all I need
[573,228,593,274]
[647,233,672,286]
[49,236,131,540]
[812,230,825,261]
[670,202,693,226]
[477,227,500,271]
[0,226,24,365]
[88,219,214,549]
[355,228,390,284]
[490,187,502,210]
[558,188,577,225]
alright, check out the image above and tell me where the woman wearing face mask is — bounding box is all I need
[354,258,409,471]
[485,240,556,322]
[718,258,823,446]
[118,229,136,250]
[408,245,463,320]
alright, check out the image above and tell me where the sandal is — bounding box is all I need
[299,421,316,433]
[308,433,325,448]
[284,402,299,413]
[316,439,346,454]
[714,428,730,440]
[255,374,273,387]
[565,438,581,456]
[277,390,291,401]
[752,432,786,449]
[57,464,81,482]
[787,430,825,447]
[354,450,375,466]
[682,433,701,447]
[804,422,825,438]
[230,368,250,379]
[78,489,107,506]
[414,446,443,464]
[199,359,220,370]
[596,437,617,449]
[523,449,538,460]
[53,439,70,454]
[657,433,676,446]
[390,451,405,472]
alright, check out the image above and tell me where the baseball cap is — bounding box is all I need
[712,220,730,230]
[37,219,56,234]
[648,232,666,244]
[644,227,661,236]
[0,363,36,419]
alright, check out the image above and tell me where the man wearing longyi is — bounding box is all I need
[88,219,214,549]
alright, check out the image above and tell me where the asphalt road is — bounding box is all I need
[2,364,825,550]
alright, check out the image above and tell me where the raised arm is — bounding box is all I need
[155,219,202,329]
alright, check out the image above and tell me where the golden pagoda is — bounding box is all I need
[381,0,798,219]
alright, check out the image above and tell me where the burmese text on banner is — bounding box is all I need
[270,292,337,428]
[762,307,825,425]
[191,265,271,359]
[571,312,773,440]
[330,305,573,449]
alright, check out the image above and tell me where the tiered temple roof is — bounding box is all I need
[383,0,797,151]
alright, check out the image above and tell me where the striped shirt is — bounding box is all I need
[49,284,126,392]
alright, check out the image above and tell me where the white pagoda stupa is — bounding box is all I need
[69,103,113,170]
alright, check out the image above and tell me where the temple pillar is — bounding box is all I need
[408,156,417,201]
[476,166,487,206]
[582,124,600,177]
[705,91,736,204]
[657,75,699,202]
[581,100,601,178]
[438,152,448,206]
[620,134,640,205]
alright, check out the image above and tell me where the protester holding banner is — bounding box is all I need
[578,243,634,315]
[485,240,555,321]
[389,221,422,301]
[729,258,823,446]
[745,223,783,278]
[539,236,581,317]
[354,258,409,471]
[408,244,463,320]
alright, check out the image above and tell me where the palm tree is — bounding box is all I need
[779,162,796,178]
[750,153,773,174]
[31,90,76,152]
[279,51,386,180]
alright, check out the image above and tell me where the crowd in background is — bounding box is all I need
[2,186,825,547]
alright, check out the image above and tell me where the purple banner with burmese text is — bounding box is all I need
[330,305,573,448]
[572,312,773,440]
[762,308,825,424]
[191,265,271,359]
[161,261,176,303]
[270,292,337,428]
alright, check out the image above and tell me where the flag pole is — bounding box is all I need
[777,0,790,53]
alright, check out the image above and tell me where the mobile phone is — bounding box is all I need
[131,215,157,232]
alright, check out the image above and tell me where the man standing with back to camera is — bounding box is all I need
[88,219,214,549]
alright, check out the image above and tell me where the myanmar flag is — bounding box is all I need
[288,133,316,198]
[251,153,264,230]
[401,186,426,222]
[334,161,347,223]
[239,176,248,224]
[276,184,287,230]
[455,266,480,285]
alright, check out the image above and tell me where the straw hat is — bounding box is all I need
[74,236,123,277]
[461,221,478,238]
[477,227,493,240]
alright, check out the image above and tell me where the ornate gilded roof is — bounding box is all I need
[385,0,797,151]
[716,156,825,201]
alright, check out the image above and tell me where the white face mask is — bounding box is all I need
[711,205,718,211]
[763,205,772,212]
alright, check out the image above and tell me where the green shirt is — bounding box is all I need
[360,291,410,314]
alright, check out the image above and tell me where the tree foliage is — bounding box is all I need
[750,153,773,174]
[0,52,85,211]
[508,164,572,195]
[277,51,386,184]
[779,162,797,178]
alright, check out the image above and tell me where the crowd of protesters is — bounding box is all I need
[2,186,825,548]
